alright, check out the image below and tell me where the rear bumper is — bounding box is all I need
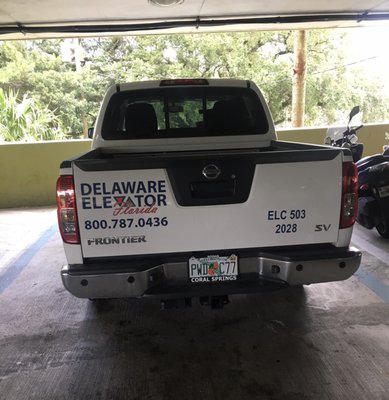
[61,246,362,299]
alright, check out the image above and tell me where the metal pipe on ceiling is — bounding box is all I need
[1,12,389,36]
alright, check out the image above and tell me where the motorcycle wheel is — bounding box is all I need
[376,219,389,238]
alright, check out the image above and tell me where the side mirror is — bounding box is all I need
[348,106,360,125]
[87,127,94,139]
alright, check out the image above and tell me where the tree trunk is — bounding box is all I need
[291,30,307,127]
[82,115,89,138]
[73,38,82,73]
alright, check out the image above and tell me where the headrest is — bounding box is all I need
[125,103,157,137]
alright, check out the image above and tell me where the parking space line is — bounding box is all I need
[352,234,389,266]
[355,267,389,304]
[351,233,389,304]
[0,225,57,295]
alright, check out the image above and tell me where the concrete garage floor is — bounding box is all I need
[0,208,388,400]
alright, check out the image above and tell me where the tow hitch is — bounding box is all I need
[200,295,229,309]
[161,298,192,310]
[161,295,230,310]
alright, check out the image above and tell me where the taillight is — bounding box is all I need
[56,175,80,244]
[340,162,358,229]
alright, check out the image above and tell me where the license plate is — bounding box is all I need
[188,255,238,283]
[378,184,389,198]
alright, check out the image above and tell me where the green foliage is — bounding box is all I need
[0,88,64,142]
[0,30,389,142]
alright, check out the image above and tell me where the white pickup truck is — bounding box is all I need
[57,78,361,308]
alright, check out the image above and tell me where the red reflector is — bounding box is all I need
[56,175,80,244]
[160,79,209,86]
[340,162,358,229]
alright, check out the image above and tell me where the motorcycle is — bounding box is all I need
[324,106,364,162]
[325,107,389,238]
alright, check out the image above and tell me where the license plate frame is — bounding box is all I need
[188,254,238,283]
[378,184,389,198]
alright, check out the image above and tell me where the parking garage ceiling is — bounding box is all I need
[1,0,389,39]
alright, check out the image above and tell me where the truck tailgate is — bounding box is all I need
[73,150,343,258]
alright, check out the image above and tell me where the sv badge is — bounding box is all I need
[315,224,332,232]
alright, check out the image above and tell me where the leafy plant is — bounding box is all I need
[0,88,64,142]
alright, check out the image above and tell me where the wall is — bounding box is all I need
[0,123,388,209]
[0,140,91,208]
[278,123,389,156]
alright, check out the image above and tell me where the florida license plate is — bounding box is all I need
[378,184,389,198]
[188,255,238,283]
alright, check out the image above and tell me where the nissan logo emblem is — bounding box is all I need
[202,164,221,180]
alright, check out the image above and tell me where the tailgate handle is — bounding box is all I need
[190,180,236,199]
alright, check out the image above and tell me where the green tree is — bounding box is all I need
[1,30,389,142]
[0,40,100,137]
[0,88,64,142]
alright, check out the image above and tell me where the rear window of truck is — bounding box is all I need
[101,86,269,140]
